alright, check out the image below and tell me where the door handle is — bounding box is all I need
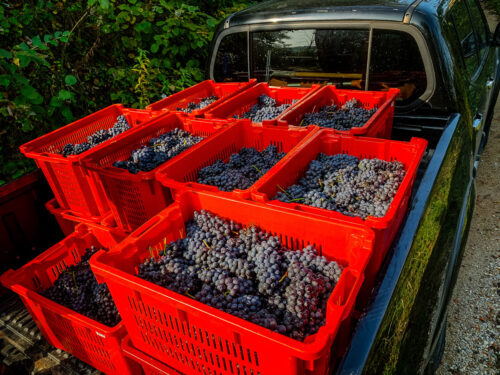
[486,78,495,89]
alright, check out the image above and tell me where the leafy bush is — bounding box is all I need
[0,0,254,186]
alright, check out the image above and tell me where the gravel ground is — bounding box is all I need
[436,9,500,374]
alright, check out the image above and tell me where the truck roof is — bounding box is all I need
[227,0,445,26]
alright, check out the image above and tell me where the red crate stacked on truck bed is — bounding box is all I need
[90,191,374,375]
[82,114,231,232]
[155,119,319,200]
[20,104,158,219]
[251,129,427,291]
[277,86,399,138]
[0,223,139,375]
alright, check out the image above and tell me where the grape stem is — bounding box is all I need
[277,184,292,198]
[279,271,288,283]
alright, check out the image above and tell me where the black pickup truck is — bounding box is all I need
[207,0,500,373]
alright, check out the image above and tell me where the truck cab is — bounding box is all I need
[207,0,499,373]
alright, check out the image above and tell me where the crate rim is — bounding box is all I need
[45,197,116,227]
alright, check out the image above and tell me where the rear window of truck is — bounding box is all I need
[212,28,428,106]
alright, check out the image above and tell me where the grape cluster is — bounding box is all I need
[137,210,343,341]
[178,96,219,113]
[41,247,120,327]
[301,99,377,130]
[235,95,292,122]
[61,115,130,157]
[275,154,406,218]
[113,128,203,173]
[197,145,285,191]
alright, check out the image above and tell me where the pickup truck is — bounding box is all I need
[0,0,498,374]
[207,0,500,374]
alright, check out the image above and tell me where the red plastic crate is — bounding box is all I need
[45,198,116,236]
[146,79,257,115]
[204,83,320,125]
[45,198,77,235]
[122,336,184,375]
[90,191,374,375]
[20,104,158,219]
[155,120,319,200]
[0,223,139,375]
[277,86,400,138]
[251,130,427,286]
[82,114,230,233]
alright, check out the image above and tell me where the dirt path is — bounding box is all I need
[436,10,500,373]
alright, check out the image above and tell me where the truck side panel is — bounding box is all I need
[338,113,475,374]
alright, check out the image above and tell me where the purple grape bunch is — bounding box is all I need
[301,99,377,130]
[197,145,285,191]
[61,115,130,157]
[113,128,203,174]
[137,210,343,341]
[275,153,406,218]
[178,96,219,113]
[234,95,293,122]
[41,246,120,327]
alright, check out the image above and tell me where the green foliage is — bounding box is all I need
[0,0,254,185]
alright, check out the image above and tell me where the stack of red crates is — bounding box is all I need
[0,223,139,375]
[1,80,429,375]
[20,104,158,221]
